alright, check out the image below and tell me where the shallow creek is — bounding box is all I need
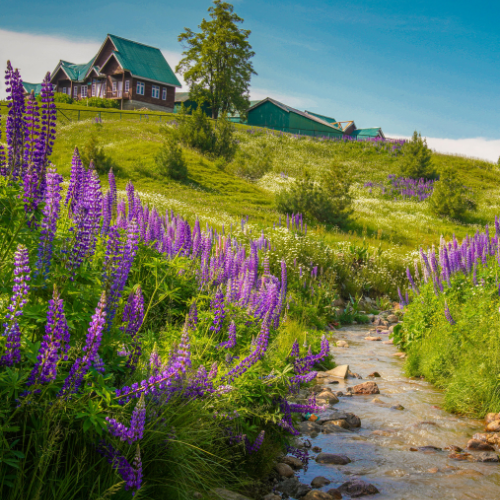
[297,325,500,499]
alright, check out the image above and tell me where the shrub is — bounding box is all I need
[155,134,188,181]
[213,113,237,162]
[400,131,436,179]
[276,167,352,227]
[51,92,74,104]
[80,126,113,174]
[228,142,273,181]
[428,166,475,219]
[75,97,120,109]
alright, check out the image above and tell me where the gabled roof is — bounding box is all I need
[23,82,42,95]
[248,98,344,132]
[333,120,356,132]
[50,59,95,83]
[351,127,385,138]
[89,34,181,88]
[304,111,337,124]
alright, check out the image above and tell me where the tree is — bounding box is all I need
[400,131,436,179]
[176,0,256,119]
[155,133,188,181]
[428,166,475,219]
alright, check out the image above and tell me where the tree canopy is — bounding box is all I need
[176,0,256,119]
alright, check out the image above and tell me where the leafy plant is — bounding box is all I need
[400,131,436,179]
[155,132,189,181]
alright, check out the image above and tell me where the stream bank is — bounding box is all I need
[274,324,500,499]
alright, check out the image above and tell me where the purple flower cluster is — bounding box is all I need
[97,442,142,494]
[28,287,70,386]
[444,300,456,325]
[36,168,63,276]
[219,320,237,349]
[245,430,265,454]
[1,244,30,367]
[365,175,435,202]
[107,394,146,444]
[58,292,106,398]
[210,290,226,334]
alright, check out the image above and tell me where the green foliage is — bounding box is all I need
[275,168,352,227]
[176,0,255,119]
[80,125,114,174]
[76,97,120,109]
[227,141,273,181]
[400,131,436,179]
[399,256,500,416]
[175,105,237,161]
[51,92,74,104]
[155,131,189,181]
[428,166,476,219]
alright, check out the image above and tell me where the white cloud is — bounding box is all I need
[388,134,500,163]
[0,29,187,97]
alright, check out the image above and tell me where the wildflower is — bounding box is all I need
[444,301,456,326]
[106,394,146,444]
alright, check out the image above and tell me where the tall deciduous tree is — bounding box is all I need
[176,0,256,119]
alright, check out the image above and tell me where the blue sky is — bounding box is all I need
[1,0,499,150]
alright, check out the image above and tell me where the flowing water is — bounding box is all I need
[297,325,500,499]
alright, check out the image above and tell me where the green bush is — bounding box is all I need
[75,97,120,109]
[276,167,352,227]
[227,140,273,181]
[80,125,114,174]
[428,166,475,219]
[213,113,237,162]
[155,133,188,181]
[400,131,436,179]
[51,92,74,104]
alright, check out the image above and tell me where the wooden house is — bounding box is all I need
[49,34,181,111]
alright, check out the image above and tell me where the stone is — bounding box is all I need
[212,488,252,500]
[322,422,351,434]
[338,479,379,497]
[328,380,340,385]
[276,463,295,478]
[474,452,499,463]
[387,314,399,323]
[388,325,396,333]
[485,420,500,432]
[326,489,342,500]
[364,336,381,341]
[352,382,380,395]
[326,419,350,430]
[372,430,395,437]
[467,439,495,451]
[382,340,393,345]
[347,370,362,379]
[417,446,442,453]
[367,372,381,378]
[312,446,322,453]
[276,477,311,498]
[300,421,321,434]
[452,470,483,477]
[448,452,471,461]
[311,476,331,488]
[391,404,405,411]
[473,432,500,446]
[303,491,334,500]
[485,412,500,424]
[371,397,385,404]
[427,467,439,473]
[316,453,351,465]
[379,330,391,335]
[262,495,281,500]
[373,318,382,326]
[336,340,349,348]
[444,445,463,452]
[281,456,304,469]
[316,391,339,405]
[322,411,361,429]
[193,493,203,499]
[392,352,406,358]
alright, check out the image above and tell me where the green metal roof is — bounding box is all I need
[59,59,95,82]
[23,82,42,95]
[107,34,181,87]
[305,111,337,124]
[351,128,385,138]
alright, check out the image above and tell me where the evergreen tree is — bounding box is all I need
[400,131,436,179]
[176,0,256,119]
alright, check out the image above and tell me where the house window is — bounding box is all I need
[162,88,167,100]
[124,80,129,93]
[73,86,78,98]
[136,81,145,95]
[112,81,117,94]
[92,83,96,97]
[152,85,160,99]
[81,86,87,98]
[62,87,67,94]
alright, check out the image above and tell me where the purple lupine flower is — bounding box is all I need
[96,442,142,494]
[0,245,30,367]
[36,168,63,277]
[93,355,105,374]
[65,147,84,213]
[209,289,226,334]
[149,344,161,375]
[4,62,26,180]
[58,292,106,398]
[444,301,456,325]
[290,340,299,358]
[208,361,218,379]
[219,321,237,349]
[106,393,146,444]
[27,287,69,386]
[245,430,265,454]
[293,335,329,375]
[122,287,144,338]
[22,92,40,213]
[187,301,198,331]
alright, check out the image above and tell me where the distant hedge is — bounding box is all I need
[75,97,120,109]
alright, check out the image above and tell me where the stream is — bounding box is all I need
[296,325,500,499]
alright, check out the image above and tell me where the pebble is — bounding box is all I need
[466,439,495,452]
[474,452,499,462]
[352,381,380,395]
[281,456,304,469]
[312,446,322,453]
[392,352,406,358]
[367,372,381,378]
[364,336,381,341]
[275,463,295,478]
[391,404,405,411]
[303,491,334,500]
[316,453,351,465]
[336,340,349,348]
[485,412,500,424]
[322,422,351,434]
[427,467,439,473]
[326,488,342,499]
[300,421,322,435]
[418,446,442,453]
[316,391,339,405]
[444,445,463,452]
[485,420,500,432]
[448,452,471,461]
[371,397,385,404]
[338,479,379,497]
[311,476,331,488]
[382,340,393,345]
[276,477,311,498]
[372,430,395,437]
